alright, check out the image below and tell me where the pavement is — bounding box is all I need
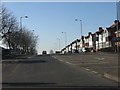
[52,52,119,83]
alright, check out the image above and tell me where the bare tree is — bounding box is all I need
[0,6,38,55]
[0,6,19,49]
[18,27,38,55]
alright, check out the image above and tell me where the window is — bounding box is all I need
[118,32,120,37]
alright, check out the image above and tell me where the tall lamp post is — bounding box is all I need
[75,19,83,48]
[53,42,57,52]
[116,1,120,53]
[62,32,67,47]
[57,38,60,51]
[75,19,82,38]
[20,15,28,32]
[19,16,28,53]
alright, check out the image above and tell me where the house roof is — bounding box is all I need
[84,32,92,39]
[95,27,104,35]
[106,20,120,32]
[85,36,89,39]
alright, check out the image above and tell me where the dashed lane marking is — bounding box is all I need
[91,71,98,74]
[85,68,90,71]
[28,57,32,58]
[53,56,100,75]
[65,62,73,65]
[82,67,99,74]
[59,59,63,62]
[94,57,104,60]
[52,56,74,65]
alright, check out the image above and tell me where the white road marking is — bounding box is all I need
[52,56,74,65]
[85,68,90,71]
[28,57,32,58]
[53,56,101,75]
[94,57,104,60]
[65,62,72,65]
[91,71,98,74]
[59,59,63,62]
[83,68,99,74]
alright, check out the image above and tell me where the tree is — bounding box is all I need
[0,6,38,55]
[50,50,54,54]
[0,6,19,49]
[17,27,38,55]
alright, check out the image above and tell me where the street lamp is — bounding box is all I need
[57,38,60,51]
[116,1,120,53]
[53,42,57,52]
[75,19,82,38]
[62,32,67,47]
[19,15,28,50]
[20,15,28,32]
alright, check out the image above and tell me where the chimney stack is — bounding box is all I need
[99,27,102,31]
[88,32,92,36]
[114,20,119,24]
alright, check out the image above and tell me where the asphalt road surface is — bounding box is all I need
[2,55,118,89]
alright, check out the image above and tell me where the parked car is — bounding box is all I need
[74,50,79,53]
[79,47,91,53]
[84,48,91,52]
[55,51,61,54]
[79,48,86,53]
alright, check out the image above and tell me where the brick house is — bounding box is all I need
[88,32,93,49]
[114,21,120,52]
[84,35,89,48]
[103,28,112,48]
[106,20,120,52]
[83,32,93,48]
[95,27,104,51]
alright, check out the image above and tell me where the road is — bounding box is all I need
[52,53,119,76]
[2,55,118,89]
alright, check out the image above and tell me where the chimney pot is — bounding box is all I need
[114,20,119,23]
[99,27,102,30]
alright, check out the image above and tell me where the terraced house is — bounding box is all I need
[61,20,120,53]
[111,20,120,52]
[86,32,93,49]
[94,20,120,52]
[106,20,120,52]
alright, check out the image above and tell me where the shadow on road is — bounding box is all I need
[2,60,47,64]
[2,82,56,86]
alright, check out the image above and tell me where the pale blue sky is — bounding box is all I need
[2,2,118,54]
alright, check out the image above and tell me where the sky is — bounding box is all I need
[1,1,119,54]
